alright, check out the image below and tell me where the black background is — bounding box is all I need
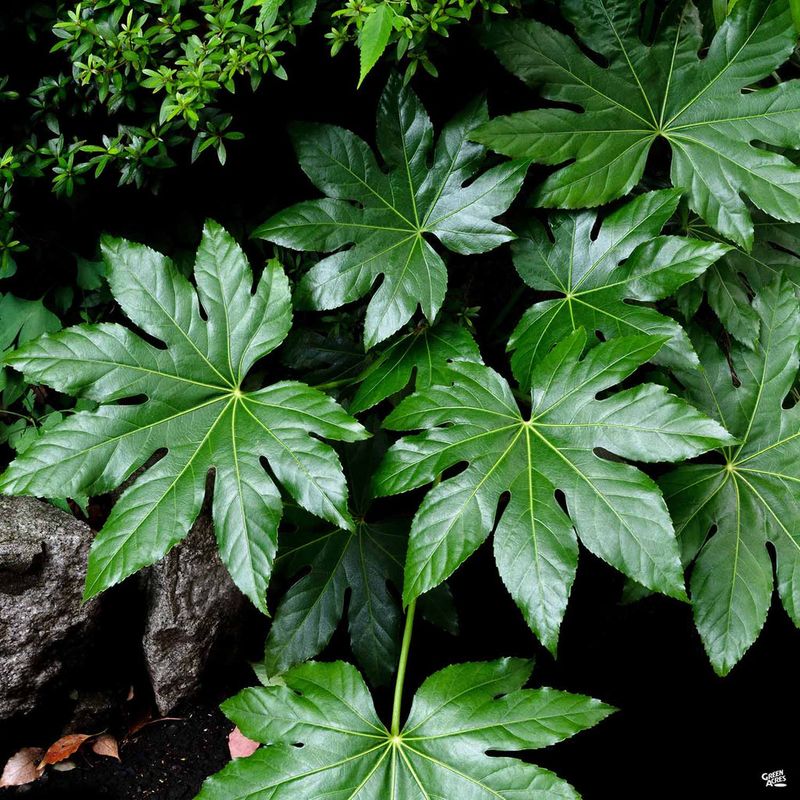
[1,3,799,798]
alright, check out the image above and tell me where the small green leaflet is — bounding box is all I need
[196,659,614,800]
[265,435,457,684]
[264,435,405,685]
[508,189,729,390]
[0,293,64,484]
[0,292,62,389]
[659,276,800,676]
[0,222,367,612]
[374,332,733,651]
[358,5,395,87]
[255,74,528,348]
[0,293,62,353]
[242,0,281,18]
[685,213,800,348]
[473,0,800,249]
[351,321,482,413]
[266,509,406,685]
[280,327,365,387]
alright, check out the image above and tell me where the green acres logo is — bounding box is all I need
[762,770,787,788]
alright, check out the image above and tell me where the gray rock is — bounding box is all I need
[142,515,246,715]
[0,496,100,719]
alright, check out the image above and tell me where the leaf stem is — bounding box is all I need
[0,409,34,423]
[312,377,355,391]
[487,284,525,336]
[390,597,417,736]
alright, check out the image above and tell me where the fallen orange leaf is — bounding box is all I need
[127,709,152,737]
[127,713,183,739]
[38,734,92,769]
[0,748,44,787]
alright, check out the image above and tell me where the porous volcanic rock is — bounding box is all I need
[0,495,100,719]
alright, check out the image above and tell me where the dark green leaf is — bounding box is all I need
[0,222,367,612]
[659,276,800,675]
[266,514,406,684]
[375,332,733,651]
[255,75,528,348]
[509,189,729,389]
[265,433,454,684]
[474,0,800,248]
[197,659,614,799]
[0,293,61,351]
[686,213,800,347]
[351,321,482,413]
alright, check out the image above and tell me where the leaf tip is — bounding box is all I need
[202,217,224,238]
[543,637,560,659]
[671,583,690,604]
[598,701,619,718]
[81,582,101,604]
[710,656,735,678]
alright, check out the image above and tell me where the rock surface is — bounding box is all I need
[0,496,100,719]
[142,515,246,715]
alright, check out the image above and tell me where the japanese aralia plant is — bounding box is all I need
[2,1,800,797]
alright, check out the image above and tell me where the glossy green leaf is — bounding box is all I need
[351,321,482,413]
[197,658,614,799]
[0,292,62,393]
[474,0,800,249]
[375,332,734,651]
[659,276,800,675]
[0,222,367,611]
[509,189,730,389]
[255,74,528,348]
[280,327,365,387]
[686,212,800,347]
[265,436,405,684]
[267,514,405,684]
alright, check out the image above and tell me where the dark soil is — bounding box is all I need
[4,707,231,800]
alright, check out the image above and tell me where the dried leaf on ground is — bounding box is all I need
[38,734,92,769]
[0,748,43,787]
[91,734,121,761]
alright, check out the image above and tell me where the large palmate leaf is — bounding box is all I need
[685,212,800,347]
[0,222,367,612]
[659,276,800,675]
[255,74,528,348]
[351,321,482,413]
[374,332,733,651]
[474,0,800,249]
[508,189,729,389]
[197,659,614,800]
